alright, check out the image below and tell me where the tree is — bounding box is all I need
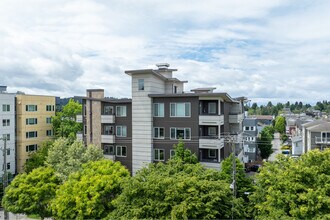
[2,167,60,219]
[250,149,330,219]
[274,115,286,134]
[51,160,129,219]
[257,127,273,160]
[171,140,198,164]
[108,162,243,219]
[46,138,103,181]
[24,140,53,173]
[52,99,82,141]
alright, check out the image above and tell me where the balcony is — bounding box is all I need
[199,137,224,149]
[315,137,330,144]
[76,132,83,141]
[229,113,244,124]
[76,115,83,123]
[101,135,115,144]
[104,155,115,160]
[200,161,221,170]
[101,115,115,124]
[199,115,224,126]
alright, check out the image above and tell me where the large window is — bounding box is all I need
[153,127,165,139]
[26,118,38,125]
[26,144,38,152]
[153,103,164,117]
[104,125,114,135]
[103,145,114,155]
[208,102,217,114]
[46,117,52,124]
[116,126,127,137]
[2,119,10,127]
[208,149,217,158]
[2,104,10,112]
[26,131,37,138]
[26,105,37,112]
[116,146,127,157]
[170,128,191,140]
[46,130,53,136]
[116,106,127,117]
[170,103,190,117]
[138,79,144,91]
[2,134,10,141]
[46,105,53,111]
[104,106,114,115]
[154,149,165,161]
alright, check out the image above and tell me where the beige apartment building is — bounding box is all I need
[16,94,56,173]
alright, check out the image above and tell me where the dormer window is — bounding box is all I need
[138,79,144,91]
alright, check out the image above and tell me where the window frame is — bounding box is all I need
[116,126,127,137]
[170,103,191,117]
[153,103,164,117]
[26,105,37,112]
[116,106,127,117]
[103,145,115,155]
[26,144,38,152]
[46,117,52,124]
[2,119,10,127]
[26,131,38,139]
[116,145,127,157]
[2,104,10,112]
[26,118,38,125]
[170,127,191,140]
[154,149,165,161]
[153,127,165,139]
[208,149,217,158]
[138,79,144,91]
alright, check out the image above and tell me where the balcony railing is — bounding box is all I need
[101,115,115,124]
[199,137,224,149]
[76,132,83,141]
[76,115,83,123]
[101,135,115,144]
[199,115,224,126]
[315,137,330,144]
[200,161,221,170]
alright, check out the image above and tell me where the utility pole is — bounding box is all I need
[1,137,9,220]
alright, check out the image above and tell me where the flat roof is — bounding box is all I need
[148,92,239,103]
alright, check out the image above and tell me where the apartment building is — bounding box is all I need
[16,94,56,173]
[80,64,246,174]
[0,86,16,175]
[302,119,330,154]
[242,118,258,162]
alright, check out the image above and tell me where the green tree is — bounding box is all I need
[46,138,103,181]
[274,115,286,134]
[108,162,243,219]
[51,160,129,219]
[251,149,330,219]
[171,140,198,164]
[257,127,273,159]
[2,167,60,219]
[24,140,53,173]
[52,99,82,141]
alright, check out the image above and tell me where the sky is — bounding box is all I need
[1,0,330,105]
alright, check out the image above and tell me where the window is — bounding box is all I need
[103,145,114,155]
[154,127,165,139]
[208,102,217,114]
[46,117,52,124]
[26,118,38,125]
[244,136,255,142]
[116,146,127,157]
[170,103,191,117]
[7,163,10,170]
[116,126,127,137]
[244,126,250,131]
[104,106,114,115]
[26,144,38,152]
[138,79,144,91]
[173,85,177,94]
[104,125,114,135]
[26,105,37,112]
[46,130,53,136]
[208,127,217,136]
[84,125,87,135]
[116,106,127,117]
[6,149,10,155]
[153,103,164,117]
[26,131,37,138]
[244,126,255,131]
[170,128,191,140]
[46,105,52,111]
[2,119,10,126]
[2,104,10,112]
[170,149,176,158]
[2,134,10,141]
[208,149,217,158]
[154,149,165,161]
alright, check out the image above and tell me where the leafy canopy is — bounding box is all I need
[24,140,53,173]
[46,138,103,181]
[52,160,130,220]
[52,99,82,141]
[2,167,60,219]
[257,126,274,159]
[251,149,330,219]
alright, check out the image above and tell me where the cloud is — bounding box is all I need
[0,0,329,105]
